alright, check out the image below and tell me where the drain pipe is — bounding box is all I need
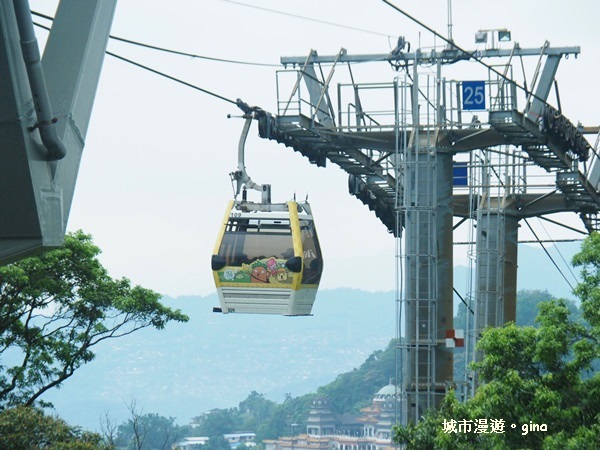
[13,0,66,160]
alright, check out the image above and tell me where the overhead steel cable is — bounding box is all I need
[454,288,474,315]
[106,51,238,105]
[31,10,279,68]
[380,0,553,107]
[524,218,576,293]
[536,217,580,286]
[223,0,394,38]
[32,20,238,106]
[108,35,280,67]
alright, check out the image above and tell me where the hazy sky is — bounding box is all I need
[29,0,600,298]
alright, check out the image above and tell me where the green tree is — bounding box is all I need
[0,231,188,408]
[455,289,579,331]
[317,338,397,414]
[181,339,399,445]
[204,434,231,450]
[239,391,275,429]
[196,408,241,437]
[116,407,184,450]
[277,392,316,436]
[516,289,556,326]
[393,233,600,449]
[255,404,287,441]
[233,391,311,443]
[571,232,600,341]
[0,405,111,450]
[238,390,283,439]
[516,289,580,327]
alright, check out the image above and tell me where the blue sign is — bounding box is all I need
[462,80,486,111]
[453,162,468,186]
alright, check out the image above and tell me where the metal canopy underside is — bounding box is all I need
[0,0,116,264]
[261,107,600,234]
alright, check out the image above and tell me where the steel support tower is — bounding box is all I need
[400,62,454,418]
[257,42,600,422]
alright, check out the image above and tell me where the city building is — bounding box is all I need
[265,383,402,450]
[173,432,256,450]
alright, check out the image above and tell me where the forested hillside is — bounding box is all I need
[191,338,398,444]
[197,289,581,444]
[43,288,396,429]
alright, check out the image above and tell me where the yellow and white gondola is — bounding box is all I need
[211,99,323,315]
[212,199,322,315]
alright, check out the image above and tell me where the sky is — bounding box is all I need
[27,0,600,299]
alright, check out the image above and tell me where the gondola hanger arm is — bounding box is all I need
[230,99,271,204]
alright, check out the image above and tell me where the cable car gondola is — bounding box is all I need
[211,100,323,316]
[212,199,322,315]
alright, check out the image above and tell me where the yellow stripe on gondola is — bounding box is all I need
[288,200,303,291]
[213,201,234,288]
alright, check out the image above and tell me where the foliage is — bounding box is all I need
[195,408,242,438]
[316,338,397,413]
[278,392,317,434]
[0,405,111,450]
[394,301,600,448]
[571,232,600,342]
[0,231,188,408]
[192,394,287,444]
[393,233,600,449]
[203,434,231,450]
[454,289,582,380]
[187,339,398,444]
[116,410,185,450]
[238,391,280,440]
[455,289,579,331]
[515,289,580,327]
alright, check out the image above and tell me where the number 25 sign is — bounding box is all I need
[462,80,486,111]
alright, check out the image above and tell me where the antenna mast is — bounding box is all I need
[447,0,453,44]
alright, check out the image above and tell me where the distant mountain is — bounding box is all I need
[43,289,396,431]
[453,241,579,314]
[516,241,580,300]
[43,241,582,432]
